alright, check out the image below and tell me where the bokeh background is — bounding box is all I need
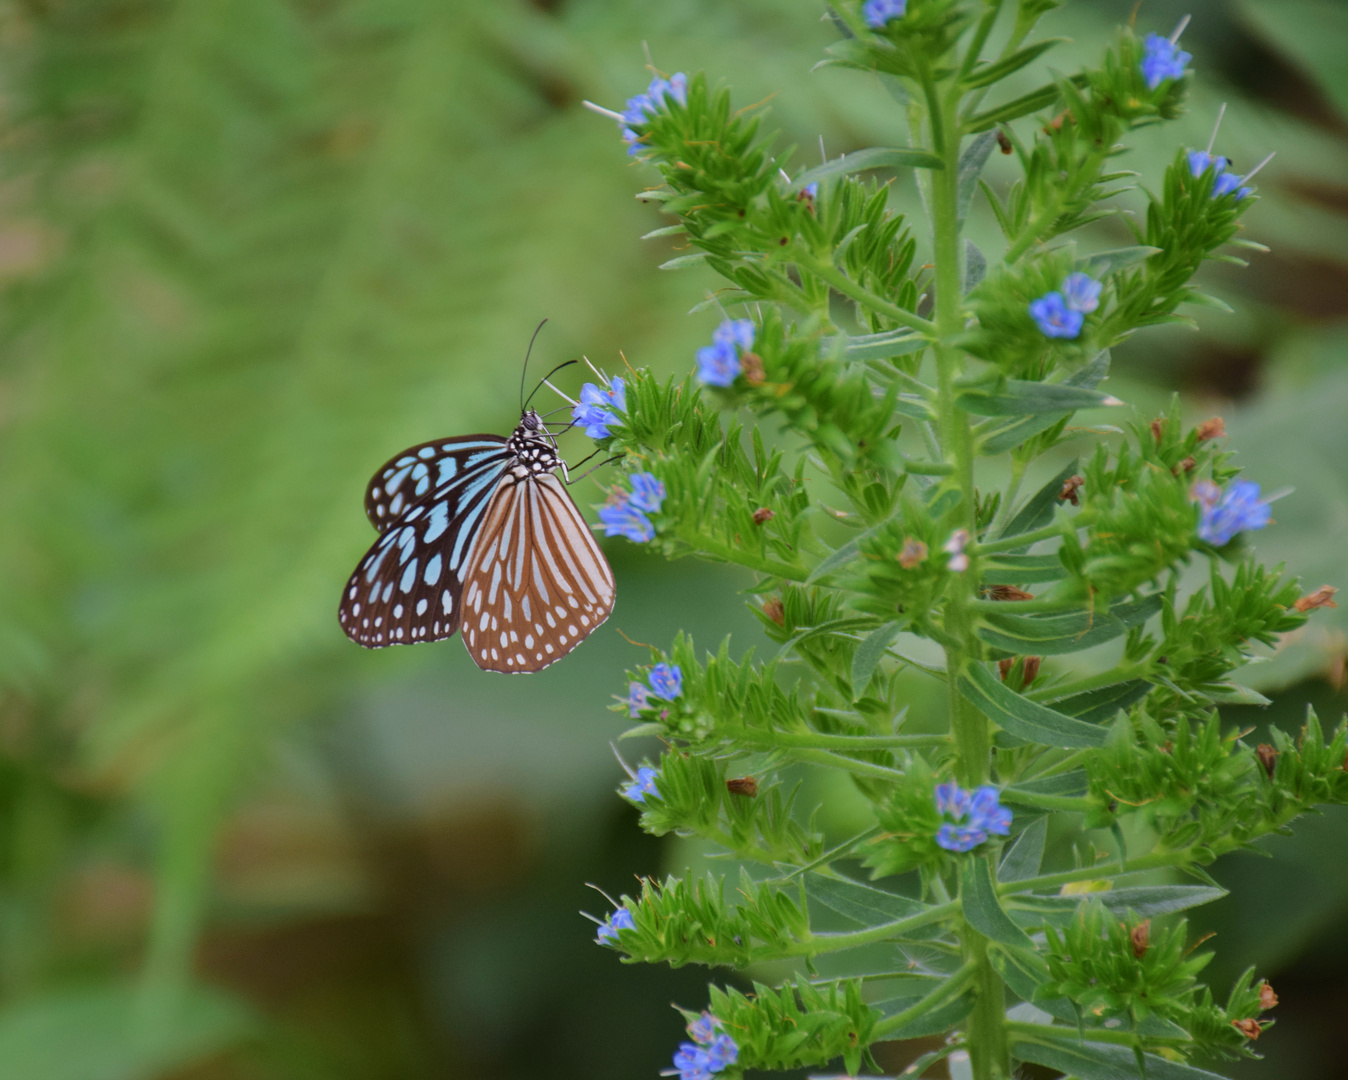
[0,0,1346,1077]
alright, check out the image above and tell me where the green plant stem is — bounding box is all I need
[784,747,909,782]
[872,960,979,1039]
[802,256,937,336]
[973,522,1066,554]
[789,900,960,957]
[723,728,950,751]
[924,53,1009,1080]
[695,538,810,581]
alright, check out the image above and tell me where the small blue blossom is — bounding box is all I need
[934,782,1012,853]
[1188,150,1227,178]
[671,1030,738,1080]
[618,73,688,154]
[1193,478,1271,546]
[573,377,626,439]
[1061,272,1102,314]
[628,472,666,514]
[648,662,683,700]
[1212,170,1243,198]
[687,1013,718,1044]
[863,0,907,29]
[1028,292,1085,339]
[696,319,757,386]
[1140,32,1191,90]
[1188,150,1253,201]
[596,906,635,944]
[625,681,651,717]
[800,181,819,202]
[622,766,660,804]
[599,499,655,542]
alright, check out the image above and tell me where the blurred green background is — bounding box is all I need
[0,0,1346,1077]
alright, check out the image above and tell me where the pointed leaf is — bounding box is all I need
[1082,246,1162,276]
[1050,680,1151,723]
[998,817,1047,882]
[977,595,1162,656]
[1000,459,1081,540]
[958,380,1123,416]
[961,857,1035,949]
[838,328,929,362]
[884,993,977,1039]
[794,146,943,189]
[981,553,1067,585]
[852,621,903,699]
[804,872,929,927]
[1013,1037,1233,1080]
[979,350,1110,455]
[961,39,1066,89]
[956,132,998,224]
[963,239,987,294]
[961,664,1109,748]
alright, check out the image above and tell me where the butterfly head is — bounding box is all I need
[507,409,562,474]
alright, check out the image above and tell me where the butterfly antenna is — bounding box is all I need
[525,359,579,408]
[519,318,550,412]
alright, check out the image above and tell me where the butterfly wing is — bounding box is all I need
[458,472,615,672]
[363,435,510,533]
[338,438,512,646]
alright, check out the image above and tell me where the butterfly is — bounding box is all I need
[337,408,616,672]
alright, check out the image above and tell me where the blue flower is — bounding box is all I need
[800,181,819,202]
[622,766,660,804]
[696,343,740,386]
[863,0,907,29]
[1188,151,1253,202]
[618,73,688,154]
[625,680,651,717]
[687,1013,718,1044]
[696,319,757,387]
[1061,272,1102,314]
[1212,170,1244,198]
[671,1029,738,1080]
[599,499,655,542]
[596,906,635,944]
[1193,479,1271,546]
[1188,150,1228,178]
[648,662,683,700]
[628,472,666,513]
[1029,292,1085,339]
[573,377,626,439]
[1140,32,1191,90]
[934,782,1012,853]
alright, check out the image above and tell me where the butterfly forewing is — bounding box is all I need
[339,437,512,646]
[363,435,510,533]
[459,472,615,672]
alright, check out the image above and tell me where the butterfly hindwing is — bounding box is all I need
[339,437,512,647]
[459,472,616,672]
[363,435,511,533]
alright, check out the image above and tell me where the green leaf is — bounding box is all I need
[958,379,1124,416]
[1007,886,1228,923]
[659,253,709,270]
[978,350,1110,455]
[961,857,1035,949]
[965,81,1068,132]
[999,459,1081,540]
[1081,246,1162,276]
[883,993,976,1039]
[1013,1036,1233,1080]
[961,39,1065,89]
[998,817,1047,883]
[976,595,1163,656]
[1204,683,1272,706]
[963,239,987,294]
[0,982,257,1080]
[981,553,1067,585]
[852,621,903,699]
[794,146,944,189]
[956,132,997,224]
[960,664,1109,748]
[804,873,931,927]
[1050,680,1152,723]
[1003,771,1089,806]
[838,328,929,362]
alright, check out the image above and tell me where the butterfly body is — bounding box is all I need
[339,410,615,672]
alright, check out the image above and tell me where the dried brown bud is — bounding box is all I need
[1258,982,1279,1011]
[1256,743,1278,779]
[751,507,775,525]
[1150,418,1165,443]
[1022,656,1041,685]
[726,776,759,797]
[762,598,785,627]
[996,128,1013,154]
[1196,416,1227,441]
[1294,585,1339,613]
[1045,109,1074,131]
[1232,1018,1263,1040]
[1173,456,1196,475]
[898,537,928,569]
[740,351,766,383]
[1130,919,1151,958]
[988,585,1035,601]
[1058,474,1085,506]
[999,658,1013,681]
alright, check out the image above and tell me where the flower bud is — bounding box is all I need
[1059,474,1085,505]
[1232,1018,1263,1040]
[762,598,785,626]
[740,351,766,383]
[1173,456,1196,475]
[1150,418,1165,443]
[988,585,1034,601]
[898,537,928,568]
[1255,743,1277,779]
[726,776,758,797]
[1294,585,1338,613]
[1258,982,1279,1011]
[1195,416,1226,440]
[752,507,775,525]
[1022,656,1041,684]
[1130,918,1151,958]
[996,128,1012,154]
